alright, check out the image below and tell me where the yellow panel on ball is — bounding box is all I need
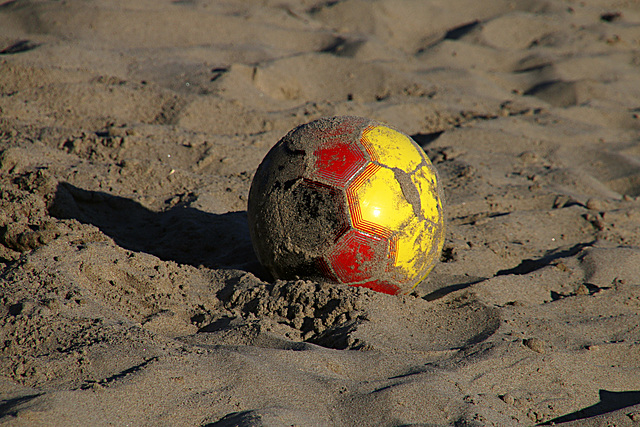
[411,165,442,224]
[392,218,437,284]
[347,165,414,238]
[361,125,424,173]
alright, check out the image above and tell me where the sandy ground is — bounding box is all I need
[1,0,640,425]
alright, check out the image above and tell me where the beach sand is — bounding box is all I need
[1,0,640,425]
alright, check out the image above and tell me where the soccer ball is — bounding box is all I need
[247,116,445,295]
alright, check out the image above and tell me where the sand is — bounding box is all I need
[1,0,639,425]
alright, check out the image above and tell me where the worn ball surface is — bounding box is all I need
[247,116,445,295]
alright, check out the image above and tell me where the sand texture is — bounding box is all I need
[1,0,640,425]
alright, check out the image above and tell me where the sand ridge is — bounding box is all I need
[1,0,640,425]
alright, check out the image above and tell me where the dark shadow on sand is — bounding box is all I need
[538,390,640,425]
[0,393,43,419]
[496,242,594,276]
[49,182,265,277]
[421,276,487,301]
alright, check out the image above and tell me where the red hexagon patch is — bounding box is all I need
[327,229,389,283]
[312,142,368,188]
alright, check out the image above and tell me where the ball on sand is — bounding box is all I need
[247,116,445,295]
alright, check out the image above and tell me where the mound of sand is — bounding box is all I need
[1,0,639,425]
